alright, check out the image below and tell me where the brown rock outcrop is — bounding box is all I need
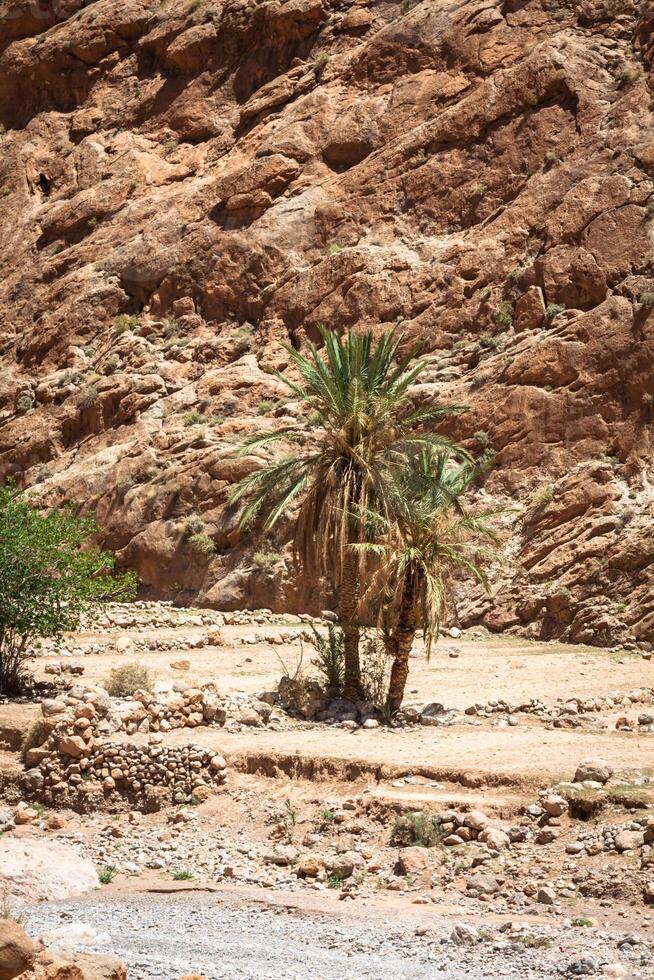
[0,0,652,645]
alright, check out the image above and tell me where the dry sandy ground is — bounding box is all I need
[3,625,651,790]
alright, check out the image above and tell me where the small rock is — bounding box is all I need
[536,886,556,905]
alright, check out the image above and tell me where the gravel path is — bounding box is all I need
[24,890,648,980]
[23,892,515,979]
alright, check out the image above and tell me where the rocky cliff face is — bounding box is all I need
[0,0,652,645]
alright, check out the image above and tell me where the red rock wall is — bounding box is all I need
[0,0,652,645]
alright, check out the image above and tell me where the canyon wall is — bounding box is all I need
[0,0,652,645]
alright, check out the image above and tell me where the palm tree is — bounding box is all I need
[358,448,501,714]
[229,327,465,701]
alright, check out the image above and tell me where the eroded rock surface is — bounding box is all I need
[0,0,652,643]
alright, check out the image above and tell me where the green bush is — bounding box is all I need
[530,485,553,507]
[257,399,279,415]
[189,533,215,557]
[0,485,136,695]
[77,385,99,410]
[639,292,654,309]
[185,514,204,535]
[113,314,138,335]
[314,51,329,77]
[390,812,440,847]
[253,550,281,569]
[106,663,154,698]
[492,301,514,328]
[15,392,35,414]
[184,409,205,426]
[99,866,118,885]
[410,149,427,168]
[360,631,393,715]
[309,623,345,691]
[544,302,565,323]
[477,334,500,351]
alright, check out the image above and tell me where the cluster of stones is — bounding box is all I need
[24,729,227,812]
[30,681,277,747]
[21,685,231,811]
[463,689,654,731]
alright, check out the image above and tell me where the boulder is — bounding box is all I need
[573,759,613,784]
[0,839,99,902]
[614,830,644,852]
[396,847,429,875]
[465,872,500,895]
[0,919,37,980]
[296,855,324,877]
[477,828,510,850]
[33,950,127,979]
[323,851,363,879]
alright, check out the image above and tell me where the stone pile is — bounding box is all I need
[463,689,654,731]
[23,734,227,812]
[26,682,278,753]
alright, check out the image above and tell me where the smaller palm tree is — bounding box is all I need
[357,448,502,714]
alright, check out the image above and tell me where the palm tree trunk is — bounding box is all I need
[340,544,362,702]
[386,565,420,715]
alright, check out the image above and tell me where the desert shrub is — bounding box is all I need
[253,550,280,569]
[530,485,553,507]
[106,663,154,697]
[359,631,393,714]
[104,354,120,375]
[410,149,427,168]
[390,812,439,847]
[471,182,487,200]
[327,243,345,256]
[77,385,99,410]
[544,151,560,167]
[113,314,138,335]
[477,334,500,351]
[309,623,345,690]
[257,399,281,415]
[185,514,204,535]
[314,51,329,76]
[189,532,215,557]
[639,292,654,309]
[473,430,490,447]
[234,325,253,347]
[620,63,640,86]
[15,391,35,414]
[184,409,205,426]
[116,476,137,497]
[492,301,514,328]
[98,866,118,885]
[171,869,195,880]
[544,302,565,323]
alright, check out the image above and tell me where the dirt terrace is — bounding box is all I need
[3,624,652,791]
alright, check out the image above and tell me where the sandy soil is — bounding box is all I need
[6,625,650,790]
[47,627,652,710]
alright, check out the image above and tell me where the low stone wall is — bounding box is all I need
[23,737,227,812]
